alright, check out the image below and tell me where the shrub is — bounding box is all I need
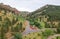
[42,29,54,37]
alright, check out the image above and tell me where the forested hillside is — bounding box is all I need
[26,5,60,39]
[20,11,30,18]
[27,5,60,20]
[27,4,60,28]
[0,3,26,39]
[1,3,60,39]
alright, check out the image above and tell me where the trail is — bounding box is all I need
[47,34,60,39]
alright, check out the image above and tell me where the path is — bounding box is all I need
[47,34,60,39]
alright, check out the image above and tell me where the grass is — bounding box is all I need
[22,32,42,39]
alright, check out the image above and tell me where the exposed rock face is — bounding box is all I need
[0,3,20,14]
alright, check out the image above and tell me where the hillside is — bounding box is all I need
[20,11,30,18]
[26,4,60,29]
[0,3,26,39]
[27,4,60,20]
[0,3,20,14]
[1,3,60,39]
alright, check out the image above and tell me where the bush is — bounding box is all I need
[42,29,54,37]
[14,32,22,39]
[57,28,60,33]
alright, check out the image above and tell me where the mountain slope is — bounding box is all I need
[27,4,60,20]
[20,11,30,17]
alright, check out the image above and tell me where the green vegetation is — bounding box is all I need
[42,29,55,37]
[0,8,25,39]
[27,5,60,29]
[26,5,60,39]
[56,36,60,39]
[28,5,60,20]
[1,3,60,39]
[13,32,22,39]
[22,32,42,39]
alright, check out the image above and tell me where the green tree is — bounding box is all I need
[14,23,22,32]
[42,29,54,37]
[57,23,60,33]
[14,32,22,39]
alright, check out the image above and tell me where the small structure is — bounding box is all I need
[22,21,40,35]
